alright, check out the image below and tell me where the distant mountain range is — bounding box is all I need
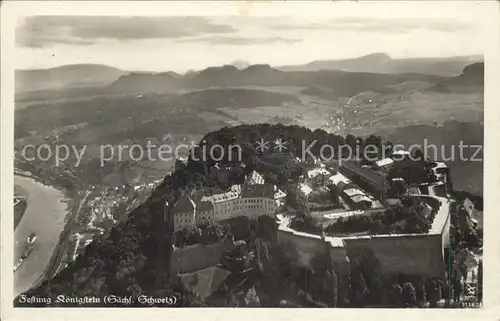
[16,65,440,102]
[276,53,483,76]
[15,53,484,101]
[111,63,427,95]
[15,64,126,93]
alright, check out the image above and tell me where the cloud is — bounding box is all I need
[16,16,237,48]
[177,36,301,45]
[268,23,330,31]
[269,17,473,33]
[424,20,472,32]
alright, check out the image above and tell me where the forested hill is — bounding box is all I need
[15,124,483,306]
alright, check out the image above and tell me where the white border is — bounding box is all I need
[1,1,499,320]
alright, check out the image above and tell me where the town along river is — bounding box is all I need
[14,174,70,296]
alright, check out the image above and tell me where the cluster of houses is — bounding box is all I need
[293,149,450,214]
[166,170,287,232]
[292,158,385,212]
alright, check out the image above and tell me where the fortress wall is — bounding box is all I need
[277,228,349,275]
[343,234,445,278]
[329,246,350,275]
[278,228,326,268]
[170,239,234,274]
[279,226,447,278]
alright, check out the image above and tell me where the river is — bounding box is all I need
[14,175,70,296]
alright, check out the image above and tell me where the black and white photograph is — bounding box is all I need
[1,1,498,315]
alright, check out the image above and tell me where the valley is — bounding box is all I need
[15,61,484,194]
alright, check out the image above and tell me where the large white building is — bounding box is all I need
[201,189,241,221]
[168,170,284,232]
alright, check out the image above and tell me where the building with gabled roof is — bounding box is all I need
[172,194,197,232]
[343,188,365,197]
[391,149,411,158]
[375,158,395,172]
[339,161,389,197]
[201,190,240,203]
[196,201,215,225]
[230,184,242,194]
[463,197,475,217]
[328,172,351,187]
[180,266,231,301]
[241,183,274,199]
[244,170,265,185]
[274,186,287,208]
[307,167,331,187]
[341,188,372,209]
[307,167,330,179]
[299,183,313,196]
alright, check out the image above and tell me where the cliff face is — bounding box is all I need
[427,62,484,93]
[461,62,484,79]
[448,62,484,87]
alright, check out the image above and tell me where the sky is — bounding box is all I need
[13,2,490,73]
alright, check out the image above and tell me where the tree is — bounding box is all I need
[357,249,383,304]
[453,275,463,304]
[345,134,356,148]
[402,282,416,307]
[427,280,439,308]
[442,279,452,307]
[427,169,439,183]
[350,269,369,307]
[244,287,261,307]
[325,268,339,307]
[371,220,386,235]
[384,141,394,158]
[363,135,383,160]
[328,184,341,205]
[390,283,403,307]
[261,242,269,261]
[411,148,425,162]
[228,292,239,307]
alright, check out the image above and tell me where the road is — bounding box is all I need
[346,93,364,106]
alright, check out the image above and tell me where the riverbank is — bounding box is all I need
[13,171,81,296]
[14,169,77,199]
[14,182,29,230]
[14,199,27,230]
